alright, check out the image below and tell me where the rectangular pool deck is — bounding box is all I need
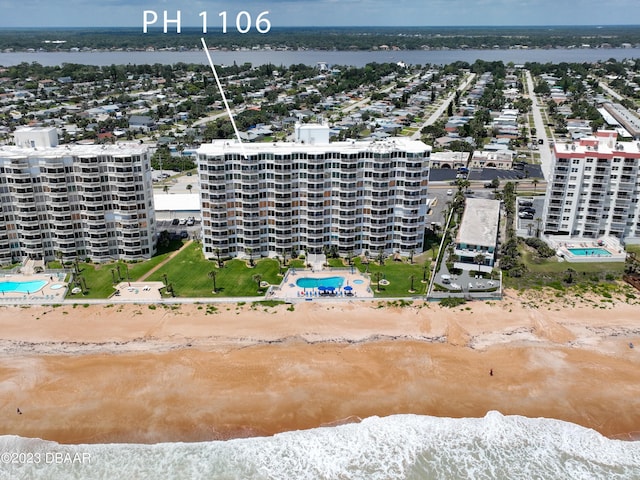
[0,273,69,304]
[547,237,627,263]
[272,269,373,301]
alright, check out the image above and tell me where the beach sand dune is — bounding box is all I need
[1,293,640,444]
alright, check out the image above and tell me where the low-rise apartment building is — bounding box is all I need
[197,127,431,259]
[543,130,640,244]
[453,198,501,273]
[0,131,157,264]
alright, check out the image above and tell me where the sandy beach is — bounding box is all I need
[1,289,640,444]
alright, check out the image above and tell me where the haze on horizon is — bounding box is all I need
[1,0,639,29]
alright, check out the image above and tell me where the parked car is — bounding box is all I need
[518,200,533,207]
[519,207,536,214]
[179,218,187,225]
[484,182,493,188]
[519,212,534,219]
[171,218,179,225]
[446,189,453,196]
[186,218,195,226]
[180,230,189,238]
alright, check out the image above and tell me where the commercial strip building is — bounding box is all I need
[542,130,640,245]
[0,128,157,264]
[453,198,501,273]
[197,124,431,260]
[602,103,640,140]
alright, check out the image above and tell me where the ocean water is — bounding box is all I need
[1,412,639,480]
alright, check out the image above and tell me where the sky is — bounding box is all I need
[1,0,638,28]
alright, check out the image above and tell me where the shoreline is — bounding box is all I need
[1,290,640,444]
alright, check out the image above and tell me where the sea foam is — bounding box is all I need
[1,412,639,479]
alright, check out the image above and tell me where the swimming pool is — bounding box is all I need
[296,276,345,289]
[0,280,47,293]
[567,248,611,257]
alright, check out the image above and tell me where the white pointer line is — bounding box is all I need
[201,37,248,159]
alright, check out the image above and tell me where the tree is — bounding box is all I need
[532,178,539,193]
[163,185,169,194]
[409,274,415,293]
[252,274,262,291]
[526,222,535,237]
[409,249,415,264]
[215,248,223,268]
[375,271,383,292]
[246,247,254,267]
[186,184,193,193]
[474,253,485,276]
[208,270,217,293]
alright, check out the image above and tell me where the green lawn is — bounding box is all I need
[68,262,122,299]
[626,244,640,256]
[353,257,428,297]
[504,248,625,290]
[61,239,186,299]
[145,242,281,297]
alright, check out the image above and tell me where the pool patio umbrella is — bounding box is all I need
[344,285,353,291]
[318,286,328,292]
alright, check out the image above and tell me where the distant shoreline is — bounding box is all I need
[2,47,640,68]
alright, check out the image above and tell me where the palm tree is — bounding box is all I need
[535,217,542,238]
[208,270,217,293]
[215,248,222,268]
[525,222,534,236]
[186,184,193,193]
[252,274,262,291]
[375,271,383,292]
[246,247,254,267]
[532,178,539,193]
[163,185,169,194]
[409,274,415,292]
[409,249,415,264]
[474,253,485,276]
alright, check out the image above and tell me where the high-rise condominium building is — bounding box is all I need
[543,130,640,244]
[0,131,157,264]
[197,127,431,260]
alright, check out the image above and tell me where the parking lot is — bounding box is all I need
[156,217,202,239]
[516,195,545,235]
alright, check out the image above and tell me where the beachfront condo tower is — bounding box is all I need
[197,124,431,260]
[0,128,157,264]
[542,130,640,245]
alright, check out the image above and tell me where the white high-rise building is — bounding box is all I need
[543,130,640,244]
[0,136,157,264]
[197,132,431,259]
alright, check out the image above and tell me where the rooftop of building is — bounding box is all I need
[0,142,149,159]
[197,137,430,157]
[554,130,640,157]
[456,198,501,248]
